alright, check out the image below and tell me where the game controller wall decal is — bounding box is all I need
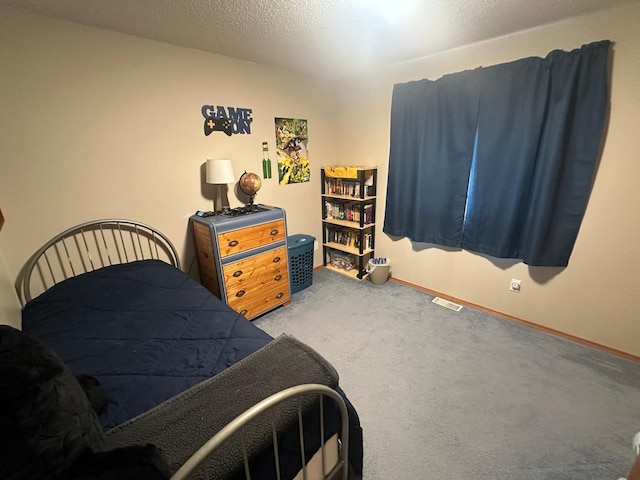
[201,105,253,136]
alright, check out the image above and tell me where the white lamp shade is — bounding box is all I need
[206,159,236,184]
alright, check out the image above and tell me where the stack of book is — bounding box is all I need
[324,202,374,225]
[325,180,375,197]
[326,228,373,250]
[325,178,361,197]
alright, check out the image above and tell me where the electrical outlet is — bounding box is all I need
[510,278,521,293]
[314,240,318,251]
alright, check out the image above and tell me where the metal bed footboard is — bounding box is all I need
[18,219,180,305]
[171,384,350,480]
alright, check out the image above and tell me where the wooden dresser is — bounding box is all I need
[190,205,291,320]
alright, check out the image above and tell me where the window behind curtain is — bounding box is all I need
[383,41,611,267]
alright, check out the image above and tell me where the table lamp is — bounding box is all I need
[206,159,235,211]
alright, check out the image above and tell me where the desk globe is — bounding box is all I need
[239,172,262,205]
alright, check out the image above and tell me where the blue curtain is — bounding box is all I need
[384,70,482,247]
[384,41,610,266]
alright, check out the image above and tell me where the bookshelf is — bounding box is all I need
[321,166,377,279]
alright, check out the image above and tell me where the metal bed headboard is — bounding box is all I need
[18,219,180,305]
[171,384,350,480]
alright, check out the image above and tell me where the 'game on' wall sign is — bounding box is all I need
[202,105,253,136]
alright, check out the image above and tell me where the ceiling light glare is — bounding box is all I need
[357,0,420,24]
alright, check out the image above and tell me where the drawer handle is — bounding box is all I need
[270,229,279,236]
[276,292,284,299]
[233,270,243,277]
[274,274,282,281]
[240,309,248,316]
[273,256,281,263]
[228,240,239,247]
[236,290,246,298]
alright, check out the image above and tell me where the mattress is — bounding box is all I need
[21,259,273,430]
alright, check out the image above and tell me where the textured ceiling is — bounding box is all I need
[1,0,632,78]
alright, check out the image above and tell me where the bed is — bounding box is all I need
[3,219,363,480]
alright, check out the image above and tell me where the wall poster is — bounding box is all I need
[274,118,309,184]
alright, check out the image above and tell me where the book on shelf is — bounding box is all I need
[324,201,374,224]
[325,227,373,251]
[324,178,375,198]
[324,170,376,198]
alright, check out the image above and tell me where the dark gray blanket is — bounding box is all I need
[103,334,339,479]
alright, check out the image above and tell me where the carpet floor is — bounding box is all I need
[254,268,640,480]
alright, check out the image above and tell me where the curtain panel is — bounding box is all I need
[384,70,482,247]
[383,41,611,266]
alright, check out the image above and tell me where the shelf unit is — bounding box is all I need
[321,166,377,279]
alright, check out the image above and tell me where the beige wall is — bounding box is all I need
[2,5,639,355]
[0,246,21,329]
[0,8,334,289]
[336,2,640,356]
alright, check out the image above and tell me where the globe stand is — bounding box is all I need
[247,196,259,212]
[238,171,262,210]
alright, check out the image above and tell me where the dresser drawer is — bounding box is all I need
[228,281,291,319]
[223,247,288,294]
[218,220,285,257]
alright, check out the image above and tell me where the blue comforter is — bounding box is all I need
[22,260,273,430]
